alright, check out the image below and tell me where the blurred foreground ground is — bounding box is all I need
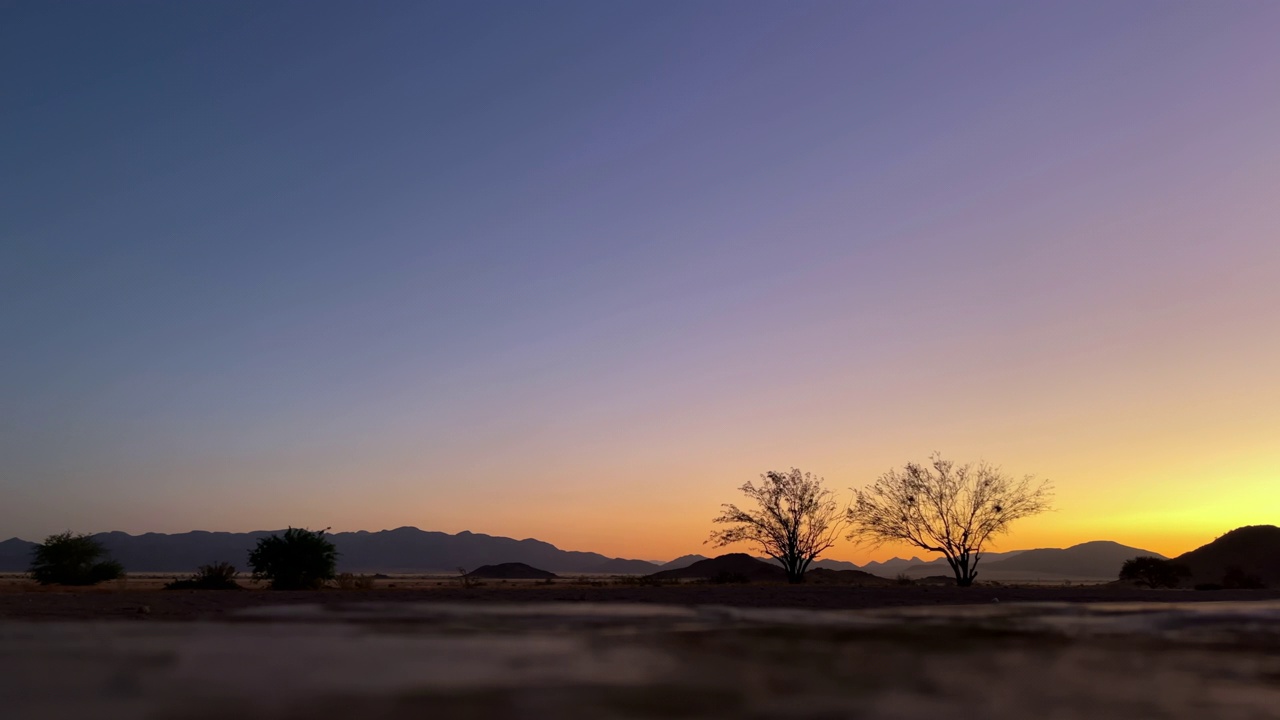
[3,597,1279,719]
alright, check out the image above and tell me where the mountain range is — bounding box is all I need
[0,528,659,575]
[0,526,1174,580]
[884,541,1168,582]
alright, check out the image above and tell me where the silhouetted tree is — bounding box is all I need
[709,468,847,584]
[29,531,124,586]
[847,454,1052,587]
[247,528,337,590]
[1119,556,1191,588]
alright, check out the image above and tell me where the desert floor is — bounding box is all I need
[3,574,1279,621]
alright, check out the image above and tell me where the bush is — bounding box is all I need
[615,574,668,587]
[166,562,241,590]
[1119,556,1191,589]
[895,572,916,586]
[248,528,337,590]
[1222,566,1267,589]
[709,571,750,584]
[457,567,483,588]
[334,572,376,590]
[29,532,124,586]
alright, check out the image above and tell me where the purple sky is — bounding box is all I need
[3,2,1278,560]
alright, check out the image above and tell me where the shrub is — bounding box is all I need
[334,573,376,590]
[709,571,750,584]
[895,572,915,586]
[166,562,241,590]
[616,574,668,587]
[248,528,337,590]
[29,532,124,586]
[458,567,483,588]
[1221,566,1267,590]
[1119,556,1191,589]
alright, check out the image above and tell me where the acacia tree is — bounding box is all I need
[847,454,1052,587]
[709,468,847,584]
[29,531,124,586]
[1119,556,1190,589]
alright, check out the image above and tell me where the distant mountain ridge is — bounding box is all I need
[979,541,1165,578]
[860,551,1025,577]
[657,554,708,572]
[0,528,660,574]
[0,528,1188,580]
[894,541,1163,581]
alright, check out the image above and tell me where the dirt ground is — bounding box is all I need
[3,575,1278,621]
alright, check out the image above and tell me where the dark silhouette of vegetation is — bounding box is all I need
[616,574,672,587]
[334,572,377,590]
[1119,556,1191,588]
[166,562,240,590]
[1221,566,1267,589]
[709,468,847,584]
[458,567,482,588]
[847,454,1053,587]
[247,527,337,590]
[29,531,124,586]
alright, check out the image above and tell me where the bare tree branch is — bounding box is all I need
[846,454,1053,586]
[708,469,848,584]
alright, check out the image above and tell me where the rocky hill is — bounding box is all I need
[1173,525,1280,587]
[464,563,557,580]
[647,553,787,583]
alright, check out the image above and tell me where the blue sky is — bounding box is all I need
[3,2,1278,560]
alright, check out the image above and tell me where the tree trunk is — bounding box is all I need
[946,557,975,587]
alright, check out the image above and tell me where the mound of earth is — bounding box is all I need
[805,568,894,586]
[647,553,787,583]
[1174,525,1280,587]
[464,563,557,580]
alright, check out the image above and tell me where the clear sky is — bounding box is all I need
[3,1,1277,563]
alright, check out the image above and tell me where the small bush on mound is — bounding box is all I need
[1119,556,1191,588]
[334,573,376,590]
[709,571,750,584]
[166,562,241,590]
[895,573,915,586]
[248,527,337,590]
[29,532,124,586]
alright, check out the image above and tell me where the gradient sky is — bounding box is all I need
[3,1,1278,563]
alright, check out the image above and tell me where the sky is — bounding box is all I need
[2,1,1278,564]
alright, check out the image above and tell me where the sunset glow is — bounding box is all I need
[3,2,1277,565]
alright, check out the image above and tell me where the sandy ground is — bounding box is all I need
[4,599,1280,719]
[3,575,1278,621]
